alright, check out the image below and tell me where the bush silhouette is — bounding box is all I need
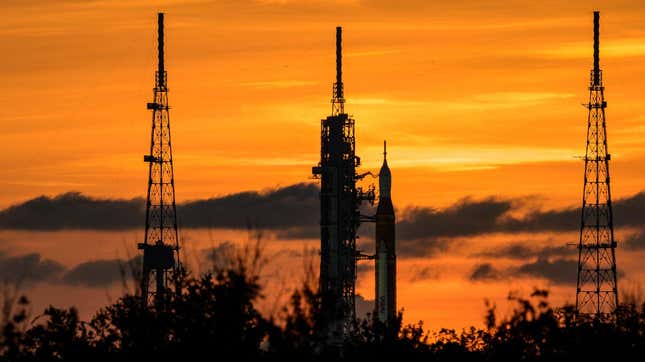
[2,270,644,361]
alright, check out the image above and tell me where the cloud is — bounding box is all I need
[537,38,645,59]
[356,262,372,277]
[515,258,578,285]
[398,191,645,242]
[470,258,578,285]
[275,226,319,240]
[0,252,65,284]
[396,237,451,258]
[507,192,645,233]
[179,183,319,230]
[203,242,237,270]
[0,250,141,288]
[0,192,144,230]
[396,190,645,258]
[398,197,514,240]
[474,242,574,260]
[62,257,139,287]
[469,263,500,282]
[238,80,316,89]
[355,294,374,320]
[3,185,645,263]
[408,265,440,282]
[395,197,515,257]
[0,183,319,232]
[501,207,578,233]
[624,231,645,250]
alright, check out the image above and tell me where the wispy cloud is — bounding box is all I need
[180,153,316,167]
[359,144,577,170]
[352,91,574,111]
[238,80,316,89]
[537,38,645,59]
[346,49,402,57]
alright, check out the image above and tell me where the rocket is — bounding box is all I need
[375,140,396,325]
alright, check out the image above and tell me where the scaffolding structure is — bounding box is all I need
[312,27,375,341]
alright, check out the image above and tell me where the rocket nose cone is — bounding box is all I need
[379,159,391,199]
[379,140,391,199]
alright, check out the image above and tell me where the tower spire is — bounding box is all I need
[336,26,342,97]
[332,26,345,115]
[593,11,600,86]
[383,140,387,161]
[379,140,391,199]
[157,13,165,87]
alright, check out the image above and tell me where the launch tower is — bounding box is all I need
[312,27,375,341]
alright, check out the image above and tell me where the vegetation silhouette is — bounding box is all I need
[1,243,644,361]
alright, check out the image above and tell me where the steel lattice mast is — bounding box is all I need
[312,27,374,342]
[575,11,619,321]
[139,12,181,309]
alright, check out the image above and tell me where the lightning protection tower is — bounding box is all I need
[139,12,181,309]
[312,26,375,342]
[575,11,619,321]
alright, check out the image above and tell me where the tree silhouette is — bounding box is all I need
[1,264,644,361]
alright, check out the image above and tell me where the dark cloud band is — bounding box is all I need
[2,186,645,259]
[0,252,138,288]
[0,183,318,231]
[469,258,579,285]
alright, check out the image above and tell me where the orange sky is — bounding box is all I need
[3,0,645,209]
[2,0,645,330]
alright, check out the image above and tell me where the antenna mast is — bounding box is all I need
[332,27,345,116]
[575,11,619,322]
[139,12,181,309]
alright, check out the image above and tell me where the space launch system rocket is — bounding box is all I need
[375,140,396,325]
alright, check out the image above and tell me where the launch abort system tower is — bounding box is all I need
[139,13,181,308]
[375,141,396,326]
[312,27,374,341]
[575,11,619,321]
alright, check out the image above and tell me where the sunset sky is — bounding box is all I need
[2,0,645,331]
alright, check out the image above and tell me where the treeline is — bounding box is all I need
[1,264,644,361]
